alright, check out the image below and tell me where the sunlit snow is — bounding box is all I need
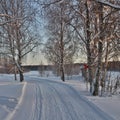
[0,71,119,120]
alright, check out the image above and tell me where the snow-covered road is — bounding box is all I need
[5,76,114,120]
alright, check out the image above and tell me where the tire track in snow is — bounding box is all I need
[40,81,76,120]
[46,81,114,120]
[35,80,91,120]
[40,80,91,120]
[30,79,64,120]
[5,82,27,120]
[31,78,114,120]
[32,83,42,120]
[9,82,37,120]
[20,77,114,120]
[39,83,63,120]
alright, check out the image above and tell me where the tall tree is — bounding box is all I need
[0,0,40,81]
[93,2,104,96]
[43,0,78,81]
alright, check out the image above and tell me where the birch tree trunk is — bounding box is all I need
[93,3,103,96]
[101,41,109,95]
[60,2,65,82]
[85,0,93,93]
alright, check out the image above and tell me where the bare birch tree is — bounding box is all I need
[43,0,78,81]
[0,0,41,82]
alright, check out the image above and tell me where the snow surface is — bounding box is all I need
[65,74,120,120]
[0,71,119,120]
[0,74,24,120]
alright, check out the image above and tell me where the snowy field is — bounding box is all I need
[0,74,24,120]
[0,71,119,120]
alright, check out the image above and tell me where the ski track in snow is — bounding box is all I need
[6,76,115,120]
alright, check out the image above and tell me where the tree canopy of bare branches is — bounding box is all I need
[0,0,41,81]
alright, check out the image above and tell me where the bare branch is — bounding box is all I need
[96,0,120,10]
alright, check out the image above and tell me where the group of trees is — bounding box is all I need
[0,0,41,81]
[0,0,119,96]
[43,0,120,95]
[43,1,79,81]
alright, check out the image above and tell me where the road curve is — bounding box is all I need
[10,77,114,120]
